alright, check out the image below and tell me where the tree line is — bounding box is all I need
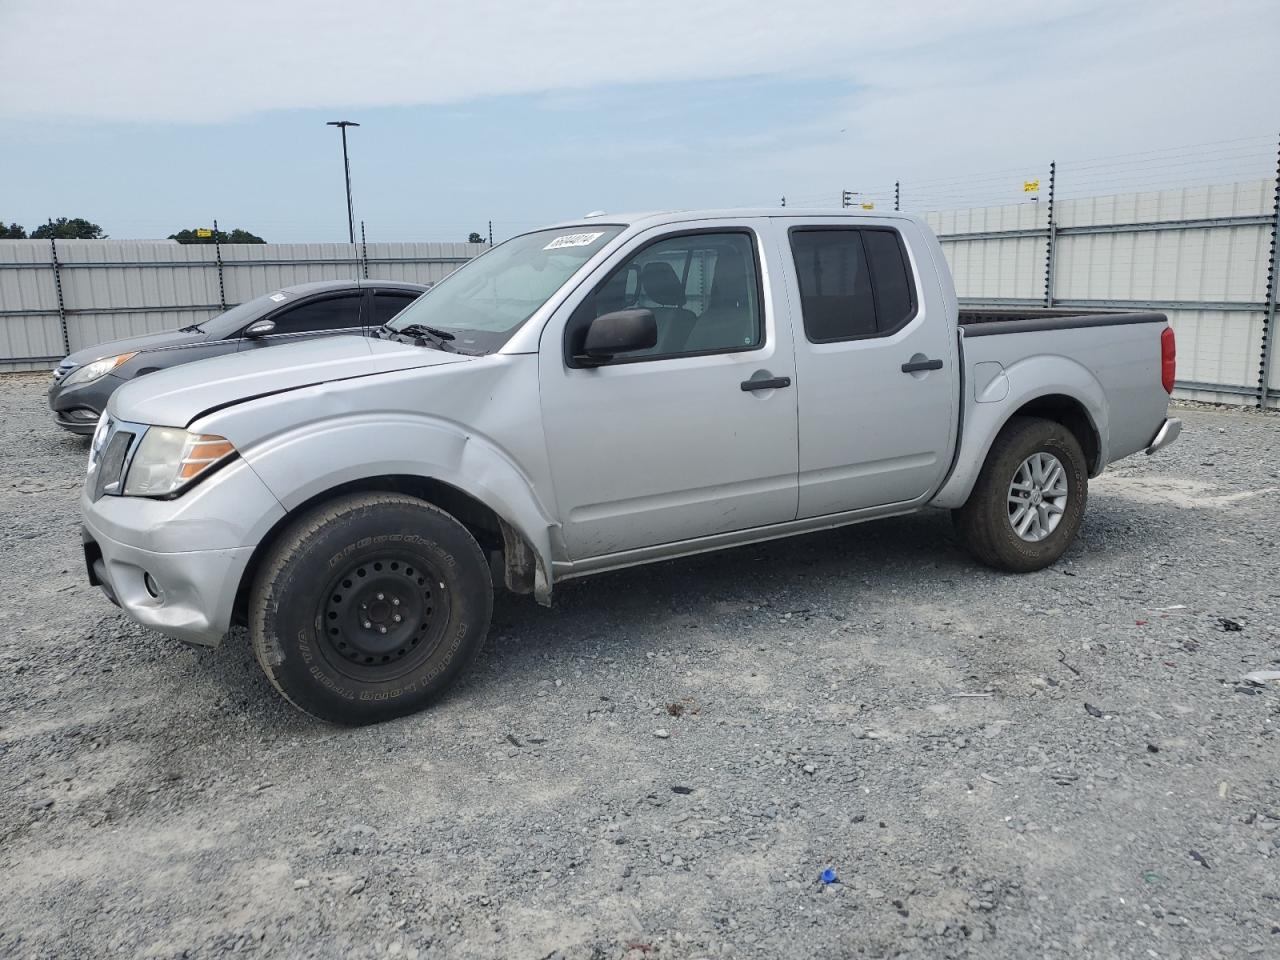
[0,217,265,243]
[3,217,491,244]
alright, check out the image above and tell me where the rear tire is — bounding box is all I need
[249,493,493,724]
[952,416,1088,573]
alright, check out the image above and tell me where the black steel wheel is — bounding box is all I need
[319,554,452,681]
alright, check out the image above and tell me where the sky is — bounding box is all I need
[1,0,1278,243]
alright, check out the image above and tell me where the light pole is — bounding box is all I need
[326,120,360,243]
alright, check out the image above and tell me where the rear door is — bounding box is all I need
[782,220,957,517]
[539,221,799,559]
[368,288,422,329]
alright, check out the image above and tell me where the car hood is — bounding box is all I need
[66,327,206,366]
[108,334,472,427]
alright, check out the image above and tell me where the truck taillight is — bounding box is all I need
[1160,326,1176,394]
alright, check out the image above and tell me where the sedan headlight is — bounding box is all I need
[122,427,236,497]
[61,352,137,387]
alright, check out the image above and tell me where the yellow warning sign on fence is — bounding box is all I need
[1023,180,1040,193]
[195,228,213,238]
[861,202,875,210]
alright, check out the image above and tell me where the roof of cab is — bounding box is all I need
[544,208,923,231]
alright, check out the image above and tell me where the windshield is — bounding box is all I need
[386,225,624,353]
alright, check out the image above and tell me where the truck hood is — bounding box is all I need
[108,334,472,427]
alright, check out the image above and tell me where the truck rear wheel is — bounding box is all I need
[952,415,1088,573]
[248,493,492,724]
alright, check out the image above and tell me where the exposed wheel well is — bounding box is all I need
[1007,394,1100,473]
[232,475,521,627]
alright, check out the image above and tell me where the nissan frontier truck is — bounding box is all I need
[80,210,1181,723]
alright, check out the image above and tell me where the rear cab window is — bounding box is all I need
[788,227,917,342]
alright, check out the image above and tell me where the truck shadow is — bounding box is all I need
[483,511,972,660]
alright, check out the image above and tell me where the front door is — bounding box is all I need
[539,224,799,560]
[783,221,958,517]
[237,291,366,351]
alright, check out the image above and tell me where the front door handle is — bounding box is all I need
[901,358,944,373]
[741,375,792,392]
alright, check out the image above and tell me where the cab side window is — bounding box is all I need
[371,292,419,326]
[265,294,364,335]
[789,228,917,342]
[566,232,762,363]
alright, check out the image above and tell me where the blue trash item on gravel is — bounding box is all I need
[820,868,838,884]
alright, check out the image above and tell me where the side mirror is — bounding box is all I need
[577,309,657,366]
[244,319,276,339]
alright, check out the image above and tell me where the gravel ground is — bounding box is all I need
[0,372,1278,960]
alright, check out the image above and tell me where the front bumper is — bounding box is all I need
[1145,417,1182,455]
[49,374,125,434]
[79,458,287,647]
[82,521,254,646]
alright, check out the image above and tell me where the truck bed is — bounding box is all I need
[958,307,1166,336]
[955,307,1171,477]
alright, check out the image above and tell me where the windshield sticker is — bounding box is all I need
[268,292,289,302]
[543,232,605,250]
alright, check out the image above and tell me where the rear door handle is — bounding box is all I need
[901,358,944,373]
[740,376,791,392]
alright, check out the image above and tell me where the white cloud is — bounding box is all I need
[4,0,1256,124]
[1,0,1276,229]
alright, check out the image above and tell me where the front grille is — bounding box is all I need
[91,428,135,500]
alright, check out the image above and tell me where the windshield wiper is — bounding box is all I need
[383,323,457,352]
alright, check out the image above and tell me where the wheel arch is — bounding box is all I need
[932,363,1107,511]
[232,473,549,627]
[1007,394,1101,474]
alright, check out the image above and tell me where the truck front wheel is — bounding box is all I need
[248,493,493,724]
[952,415,1088,573]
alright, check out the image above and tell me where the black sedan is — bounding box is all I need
[48,279,428,433]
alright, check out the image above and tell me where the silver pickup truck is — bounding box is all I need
[80,210,1181,723]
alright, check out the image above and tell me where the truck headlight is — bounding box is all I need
[122,427,237,497]
[61,352,137,387]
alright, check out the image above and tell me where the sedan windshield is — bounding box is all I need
[385,225,624,353]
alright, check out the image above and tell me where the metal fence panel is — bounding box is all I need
[928,202,1049,301]
[0,239,485,370]
[0,240,63,363]
[928,179,1277,407]
[54,241,225,350]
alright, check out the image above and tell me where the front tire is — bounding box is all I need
[249,493,493,724]
[952,416,1088,573]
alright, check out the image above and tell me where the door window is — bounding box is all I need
[371,292,419,327]
[566,231,762,363]
[263,294,364,335]
[789,228,917,342]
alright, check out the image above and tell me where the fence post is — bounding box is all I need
[1043,161,1057,308]
[212,218,226,310]
[1257,134,1280,409]
[894,181,900,212]
[49,238,69,355]
[360,220,369,279]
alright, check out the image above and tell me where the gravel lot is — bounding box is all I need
[1,371,1278,960]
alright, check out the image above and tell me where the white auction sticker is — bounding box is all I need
[268,292,289,302]
[543,232,604,250]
